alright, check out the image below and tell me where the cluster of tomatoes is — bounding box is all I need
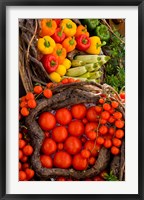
[19,78,81,118]
[38,98,125,174]
[19,132,35,181]
[19,80,125,181]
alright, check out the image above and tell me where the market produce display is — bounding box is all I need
[19,18,125,181]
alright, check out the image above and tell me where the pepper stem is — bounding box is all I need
[46,19,52,27]
[96,41,106,48]
[69,37,75,45]
[66,23,72,29]
[50,60,56,66]
[44,38,50,48]
[58,26,64,37]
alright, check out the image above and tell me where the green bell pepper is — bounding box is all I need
[95,24,110,42]
[81,19,99,31]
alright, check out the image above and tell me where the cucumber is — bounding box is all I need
[66,66,87,77]
[75,55,110,65]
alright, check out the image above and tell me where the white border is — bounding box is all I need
[6,6,138,194]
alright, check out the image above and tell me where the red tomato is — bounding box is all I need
[52,126,68,143]
[72,154,88,171]
[85,131,96,140]
[25,168,35,180]
[38,112,56,131]
[64,136,82,155]
[23,145,33,156]
[120,92,125,99]
[53,151,72,169]
[41,138,57,155]
[71,104,87,119]
[19,171,27,181]
[55,108,72,125]
[68,120,84,137]
[85,122,98,133]
[84,140,100,157]
[88,156,96,165]
[86,106,99,122]
[40,155,53,168]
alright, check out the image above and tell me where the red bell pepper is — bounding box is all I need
[53,19,61,27]
[52,27,66,43]
[41,55,58,73]
[76,34,91,51]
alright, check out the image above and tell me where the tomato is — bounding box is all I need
[55,108,72,125]
[120,92,125,99]
[52,126,68,143]
[111,101,119,108]
[99,125,108,135]
[68,120,84,137]
[96,136,104,145]
[85,122,98,133]
[38,112,56,131]
[108,116,115,123]
[101,111,110,120]
[115,120,124,128]
[20,156,28,163]
[53,151,72,169]
[41,138,57,155]
[40,155,53,168]
[103,103,111,111]
[72,154,88,171]
[25,168,35,180]
[19,171,27,181]
[86,106,98,122]
[81,149,91,158]
[111,146,120,155]
[95,106,102,113]
[86,131,96,140]
[115,129,124,138]
[84,140,100,157]
[71,104,87,119]
[113,112,123,120]
[109,127,115,135]
[64,136,82,155]
[23,145,33,156]
[103,139,112,148]
[19,139,26,149]
[88,157,96,165]
[112,138,122,147]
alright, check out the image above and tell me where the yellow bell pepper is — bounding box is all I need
[60,19,77,37]
[62,58,71,69]
[56,65,66,76]
[37,36,56,54]
[49,72,61,83]
[85,36,101,55]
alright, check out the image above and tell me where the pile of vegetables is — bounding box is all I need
[36,19,112,84]
[19,18,125,181]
